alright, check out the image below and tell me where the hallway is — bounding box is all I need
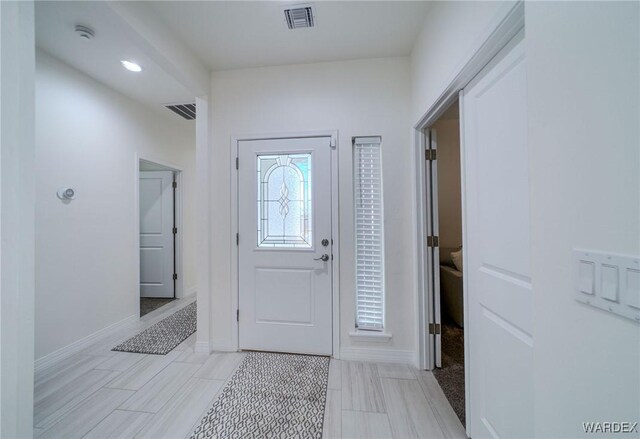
[34,299,465,439]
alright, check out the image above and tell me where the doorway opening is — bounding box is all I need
[426,100,465,425]
[138,159,182,317]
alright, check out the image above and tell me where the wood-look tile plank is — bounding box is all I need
[105,351,180,391]
[328,359,342,390]
[134,377,223,439]
[414,370,466,439]
[35,369,121,429]
[35,353,99,388]
[95,352,147,372]
[342,411,392,439]
[194,352,244,381]
[118,362,201,413]
[341,361,386,413]
[322,389,342,439]
[376,363,416,380]
[83,410,151,439]
[380,378,445,439]
[39,388,134,439]
[172,333,196,352]
[174,349,211,364]
[35,355,109,403]
[80,336,126,358]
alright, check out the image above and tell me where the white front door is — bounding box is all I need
[139,170,175,298]
[238,137,333,355]
[462,33,533,438]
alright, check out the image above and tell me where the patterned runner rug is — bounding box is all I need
[191,351,330,439]
[112,301,196,355]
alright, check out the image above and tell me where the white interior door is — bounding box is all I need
[462,32,533,438]
[238,137,333,355]
[139,170,175,298]
[426,129,442,368]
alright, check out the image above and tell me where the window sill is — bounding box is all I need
[349,330,393,343]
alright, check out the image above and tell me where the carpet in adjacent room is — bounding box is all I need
[140,297,175,317]
[433,318,466,426]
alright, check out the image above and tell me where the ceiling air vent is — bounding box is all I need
[165,103,196,120]
[283,4,315,30]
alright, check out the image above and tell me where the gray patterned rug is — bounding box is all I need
[191,351,330,439]
[112,302,196,355]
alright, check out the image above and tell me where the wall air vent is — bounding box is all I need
[165,103,196,120]
[283,4,315,30]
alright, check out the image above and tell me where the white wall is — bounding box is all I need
[1,2,35,437]
[527,2,639,436]
[207,57,415,360]
[412,1,640,435]
[432,116,462,249]
[411,1,512,123]
[35,51,197,360]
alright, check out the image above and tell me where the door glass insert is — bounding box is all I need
[257,153,312,248]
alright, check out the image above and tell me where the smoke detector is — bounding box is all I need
[75,25,95,40]
[283,4,316,30]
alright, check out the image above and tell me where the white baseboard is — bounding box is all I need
[194,340,237,354]
[194,341,211,354]
[184,285,197,298]
[210,341,238,352]
[339,347,416,365]
[35,314,137,373]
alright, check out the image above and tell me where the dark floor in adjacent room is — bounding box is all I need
[140,297,175,317]
[433,317,465,426]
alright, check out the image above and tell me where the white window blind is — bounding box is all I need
[353,137,385,331]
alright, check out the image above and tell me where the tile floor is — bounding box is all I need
[34,298,466,438]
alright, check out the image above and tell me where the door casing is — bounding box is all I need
[231,130,341,358]
[134,155,185,317]
[412,2,525,436]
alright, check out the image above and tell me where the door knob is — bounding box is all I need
[314,254,330,262]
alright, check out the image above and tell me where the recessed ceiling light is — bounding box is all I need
[120,60,142,72]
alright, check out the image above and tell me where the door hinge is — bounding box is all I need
[235,157,239,170]
[173,273,178,281]
[330,137,337,149]
[172,227,178,234]
[425,149,437,161]
[236,233,239,245]
[236,309,239,322]
[172,181,177,189]
[428,323,441,335]
[426,235,439,247]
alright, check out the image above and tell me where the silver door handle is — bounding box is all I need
[314,254,329,262]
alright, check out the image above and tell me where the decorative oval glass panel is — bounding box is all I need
[257,153,312,248]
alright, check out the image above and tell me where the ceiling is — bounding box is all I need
[148,1,430,71]
[35,1,430,109]
[35,1,194,110]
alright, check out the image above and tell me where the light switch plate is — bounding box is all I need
[626,268,640,309]
[578,260,595,295]
[600,264,618,302]
[574,249,640,323]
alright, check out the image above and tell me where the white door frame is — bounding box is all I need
[134,155,185,317]
[413,0,524,434]
[231,130,340,357]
